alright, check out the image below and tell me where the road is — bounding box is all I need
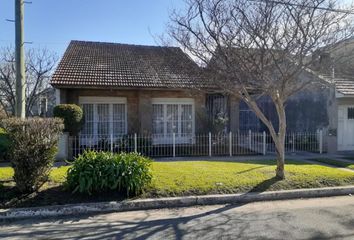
[1,196,354,239]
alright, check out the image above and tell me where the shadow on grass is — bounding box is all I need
[0,184,126,209]
[248,177,282,193]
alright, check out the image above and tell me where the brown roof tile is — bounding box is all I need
[51,40,211,89]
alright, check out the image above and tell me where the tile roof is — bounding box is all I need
[51,40,211,89]
[319,73,354,95]
[334,76,354,95]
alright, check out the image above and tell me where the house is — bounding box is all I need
[51,40,354,155]
[51,40,240,145]
[207,39,354,153]
[29,87,56,117]
[313,38,354,152]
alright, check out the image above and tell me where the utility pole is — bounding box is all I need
[15,0,26,118]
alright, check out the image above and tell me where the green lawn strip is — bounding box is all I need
[1,160,354,200]
[310,158,354,170]
[146,159,354,197]
[0,166,70,183]
[0,167,14,181]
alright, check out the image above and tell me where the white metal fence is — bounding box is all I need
[67,130,325,159]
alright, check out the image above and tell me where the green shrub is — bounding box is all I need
[0,128,10,161]
[66,150,153,196]
[53,104,83,136]
[1,117,64,193]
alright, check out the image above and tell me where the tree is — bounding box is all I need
[0,47,58,117]
[168,0,354,179]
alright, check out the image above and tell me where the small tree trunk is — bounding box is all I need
[274,99,287,179]
[275,143,285,179]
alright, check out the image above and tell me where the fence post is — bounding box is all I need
[292,133,295,153]
[110,134,113,152]
[229,131,232,157]
[263,131,266,155]
[173,132,176,157]
[209,132,212,157]
[248,129,252,150]
[319,130,323,154]
[134,133,137,153]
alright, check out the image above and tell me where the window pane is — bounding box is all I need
[167,104,178,134]
[113,104,126,136]
[348,107,354,119]
[82,104,94,135]
[97,104,110,136]
[153,104,164,135]
[181,104,193,135]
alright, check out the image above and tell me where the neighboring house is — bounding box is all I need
[225,37,354,152]
[313,37,354,152]
[51,40,240,145]
[29,87,56,117]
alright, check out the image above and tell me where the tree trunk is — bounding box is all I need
[274,99,287,179]
[240,93,287,179]
[275,142,285,179]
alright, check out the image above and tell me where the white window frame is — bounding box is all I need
[79,97,128,138]
[151,98,195,144]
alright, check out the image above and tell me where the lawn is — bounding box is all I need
[310,158,354,170]
[148,160,354,196]
[1,159,354,208]
[0,166,68,183]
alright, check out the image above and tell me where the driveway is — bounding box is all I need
[1,196,354,239]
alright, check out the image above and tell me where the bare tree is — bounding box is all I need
[0,47,58,117]
[168,0,354,179]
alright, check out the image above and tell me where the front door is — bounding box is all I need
[338,105,354,151]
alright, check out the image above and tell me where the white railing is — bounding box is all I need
[67,130,325,159]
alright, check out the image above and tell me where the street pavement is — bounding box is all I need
[1,196,354,239]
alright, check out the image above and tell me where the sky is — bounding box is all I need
[0,0,185,57]
[1,0,353,58]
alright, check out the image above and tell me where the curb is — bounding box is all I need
[1,185,354,221]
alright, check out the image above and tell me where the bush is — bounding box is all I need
[0,128,10,161]
[1,118,64,193]
[53,104,83,136]
[66,151,152,196]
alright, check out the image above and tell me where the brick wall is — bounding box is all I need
[62,88,211,134]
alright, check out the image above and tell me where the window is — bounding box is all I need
[206,94,229,133]
[79,97,127,138]
[348,107,354,119]
[152,98,194,144]
[239,100,261,131]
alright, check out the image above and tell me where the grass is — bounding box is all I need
[0,166,69,183]
[310,158,354,170]
[0,167,14,181]
[1,159,354,208]
[148,160,354,196]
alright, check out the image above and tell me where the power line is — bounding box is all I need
[249,0,354,14]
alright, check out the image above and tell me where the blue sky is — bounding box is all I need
[0,0,185,56]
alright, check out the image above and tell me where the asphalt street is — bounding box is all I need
[1,196,354,239]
